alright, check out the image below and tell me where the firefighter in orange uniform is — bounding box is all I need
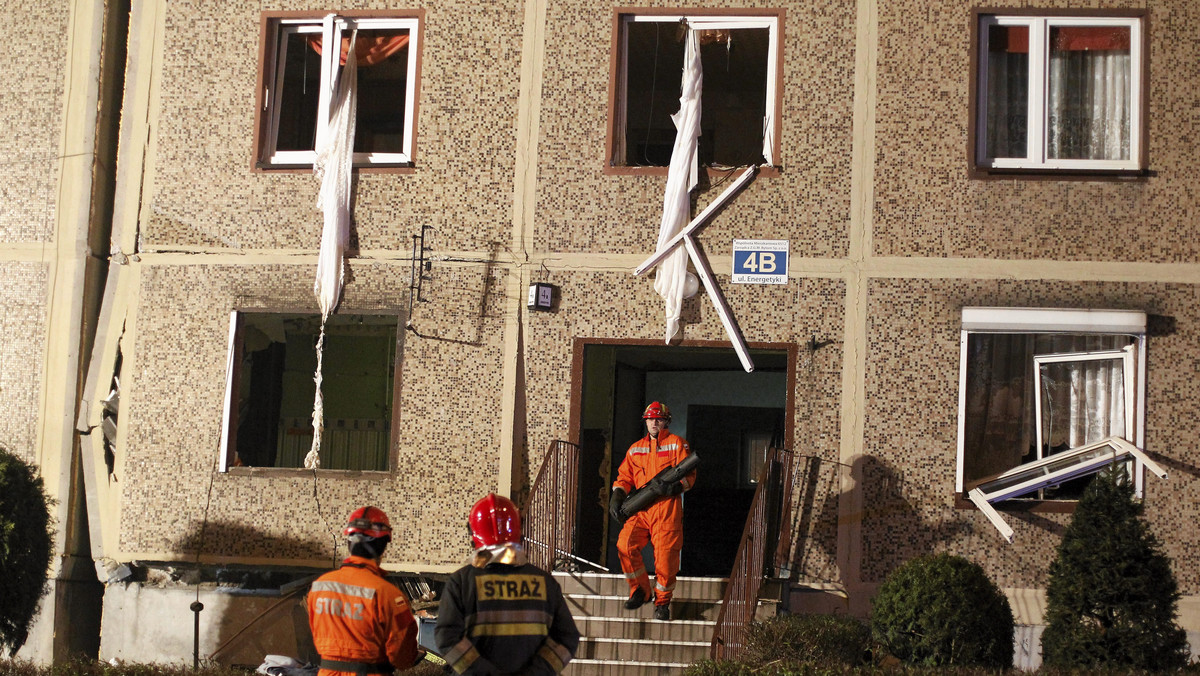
[436,493,579,675]
[307,506,424,675]
[609,401,696,621]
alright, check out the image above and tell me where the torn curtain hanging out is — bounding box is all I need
[653,28,703,343]
[306,18,358,470]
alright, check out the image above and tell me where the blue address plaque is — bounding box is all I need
[731,239,789,284]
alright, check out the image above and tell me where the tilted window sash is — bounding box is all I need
[967,436,1166,542]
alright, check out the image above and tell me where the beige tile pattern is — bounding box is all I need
[0,262,50,463]
[144,0,523,253]
[862,278,1200,593]
[872,0,1200,262]
[534,0,856,257]
[118,262,507,566]
[0,1,69,243]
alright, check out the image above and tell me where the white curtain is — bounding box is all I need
[653,28,702,342]
[1048,50,1131,160]
[306,22,358,470]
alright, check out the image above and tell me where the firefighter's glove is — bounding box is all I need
[649,477,684,497]
[609,488,628,524]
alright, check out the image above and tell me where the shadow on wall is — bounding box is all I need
[792,455,983,585]
[174,519,332,562]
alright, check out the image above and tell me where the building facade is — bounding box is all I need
[5,0,1200,665]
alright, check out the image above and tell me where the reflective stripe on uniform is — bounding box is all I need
[623,568,645,580]
[468,622,550,638]
[311,580,377,599]
[473,609,552,625]
[655,580,675,592]
[537,637,573,673]
[444,637,481,674]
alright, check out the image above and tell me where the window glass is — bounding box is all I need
[352,27,412,155]
[984,24,1028,159]
[1046,25,1131,161]
[275,28,322,153]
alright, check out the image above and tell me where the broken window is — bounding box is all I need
[610,13,780,169]
[255,13,421,168]
[220,312,399,471]
[956,308,1151,505]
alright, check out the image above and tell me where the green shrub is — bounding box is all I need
[742,613,873,667]
[870,553,1013,669]
[1041,466,1189,672]
[0,448,54,656]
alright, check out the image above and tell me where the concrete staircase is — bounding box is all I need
[558,572,778,676]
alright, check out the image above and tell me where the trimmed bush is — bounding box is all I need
[742,613,873,667]
[870,553,1013,669]
[0,448,54,656]
[1041,465,1189,671]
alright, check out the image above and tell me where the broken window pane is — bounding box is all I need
[620,19,772,168]
[961,332,1135,499]
[228,313,397,471]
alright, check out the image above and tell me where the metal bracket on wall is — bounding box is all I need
[407,225,432,324]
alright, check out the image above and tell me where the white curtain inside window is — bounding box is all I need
[306,22,358,470]
[963,333,1129,484]
[1048,49,1131,160]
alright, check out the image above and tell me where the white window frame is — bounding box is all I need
[968,436,1167,542]
[1032,346,1136,456]
[975,15,1143,171]
[956,307,1149,494]
[613,13,781,167]
[262,15,420,167]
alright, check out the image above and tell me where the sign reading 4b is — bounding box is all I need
[732,239,789,285]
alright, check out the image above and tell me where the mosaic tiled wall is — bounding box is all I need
[862,278,1200,593]
[144,0,524,253]
[0,1,68,243]
[872,0,1200,262]
[119,262,507,566]
[534,0,856,257]
[520,272,846,580]
[0,263,49,463]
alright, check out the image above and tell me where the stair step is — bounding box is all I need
[566,594,724,621]
[554,572,730,599]
[565,658,691,676]
[576,636,710,662]
[573,616,714,642]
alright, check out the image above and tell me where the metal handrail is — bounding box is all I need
[710,447,796,660]
[521,440,580,572]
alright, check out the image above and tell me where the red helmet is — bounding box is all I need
[642,401,671,422]
[344,506,392,539]
[469,493,522,548]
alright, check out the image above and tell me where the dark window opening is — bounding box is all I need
[227,313,397,471]
[621,22,770,168]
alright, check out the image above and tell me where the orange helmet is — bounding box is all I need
[469,493,522,549]
[344,506,392,539]
[642,401,671,422]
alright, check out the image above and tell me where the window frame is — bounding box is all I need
[604,8,785,177]
[968,9,1148,176]
[252,10,424,171]
[219,310,404,475]
[955,307,1150,502]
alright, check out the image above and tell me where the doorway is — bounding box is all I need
[572,341,793,577]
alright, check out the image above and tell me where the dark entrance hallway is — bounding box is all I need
[572,341,792,578]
